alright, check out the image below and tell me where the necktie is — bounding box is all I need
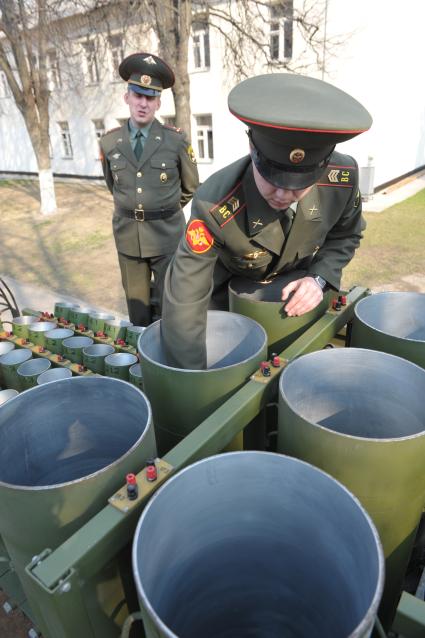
[134,130,143,161]
[281,208,294,237]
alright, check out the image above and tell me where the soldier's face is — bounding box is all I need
[252,163,313,210]
[125,90,161,126]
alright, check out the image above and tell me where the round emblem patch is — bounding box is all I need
[186,220,214,254]
[289,148,305,164]
[141,74,152,85]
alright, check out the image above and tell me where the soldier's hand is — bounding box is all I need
[281,276,323,317]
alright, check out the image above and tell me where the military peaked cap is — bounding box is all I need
[228,73,372,190]
[119,52,175,97]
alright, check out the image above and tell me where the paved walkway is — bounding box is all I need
[363,171,425,212]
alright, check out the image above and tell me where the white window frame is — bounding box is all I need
[58,121,73,159]
[47,49,61,90]
[92,119,105,140]
[162,115,176,127]
[192,22,210,70]
[269,2,293,62]
[108,34,124,81]
[82,39,100,85]
[195,114,213,162]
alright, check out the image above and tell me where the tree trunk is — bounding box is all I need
[23,104,57,215]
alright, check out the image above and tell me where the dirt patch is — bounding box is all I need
[0,179,127,314]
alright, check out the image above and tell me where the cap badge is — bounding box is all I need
[144,56,156,65]
[141,74,152,85]
[186,219,214,254]
[289,148,305,164]
[160,172,168,183]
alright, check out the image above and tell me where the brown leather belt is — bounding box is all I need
[115,207,179,222]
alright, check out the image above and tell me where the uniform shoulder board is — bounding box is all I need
[103,126,121,137]
[317,163,356,188]
[163,123,182,134]
[209,182,245,228]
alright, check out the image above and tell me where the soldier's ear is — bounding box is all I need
[156,97,161,110]
[124,91,130,105]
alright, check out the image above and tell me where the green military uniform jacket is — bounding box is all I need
[162,151,365,369]
[100,119,199,258]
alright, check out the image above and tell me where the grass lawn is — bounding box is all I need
[342,187,425,292]
[0,179,425,314]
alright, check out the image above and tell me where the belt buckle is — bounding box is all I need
[134,208,144,221]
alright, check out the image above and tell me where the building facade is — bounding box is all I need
[0,0,424,190]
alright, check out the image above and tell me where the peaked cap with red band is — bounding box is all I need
[119,52,175,97]
[228,73,372,190]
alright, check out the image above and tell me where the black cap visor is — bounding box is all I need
[251,145,331,190]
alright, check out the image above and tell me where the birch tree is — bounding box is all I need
[0,0,57,214]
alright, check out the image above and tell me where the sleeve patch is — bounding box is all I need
[187,144,197,164]
[186,219,214,254]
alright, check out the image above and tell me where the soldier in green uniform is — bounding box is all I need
[161,73,372,369]
[100,52,199,326]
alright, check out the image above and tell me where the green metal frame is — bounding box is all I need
[7,288,369,636]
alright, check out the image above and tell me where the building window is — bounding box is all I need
[82,40,99,84]
[269,1,293,61]
[109,34,123,80]
[195,114,213,161]
[162,115,176,127]
[192,21,210,70]
[47,50,61,89]
[92,119,105,140]
[0,72,10,98]
[58,121,73,158]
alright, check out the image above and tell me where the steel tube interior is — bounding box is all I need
[279,348,425,439]
[354,292,425,341]
[105,352,138,367]
[133,452,383,638]
[28,321,57,334]
[0,390,18,406]
[36,367,73,384]
[0,342,15,357]
[17,358,51,377]
[0,348,32,367]
[0,377,151,487]
[62,336,93,349]
[83,344,115,357]
[12,316,39,327]
[141,311,266,370]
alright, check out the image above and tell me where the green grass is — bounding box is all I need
[342,188,425,290]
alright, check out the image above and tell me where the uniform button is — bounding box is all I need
[161,163,165,167]
[137,172,142,177]
[137,187,142,193]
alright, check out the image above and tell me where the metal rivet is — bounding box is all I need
[60,582,71,594]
